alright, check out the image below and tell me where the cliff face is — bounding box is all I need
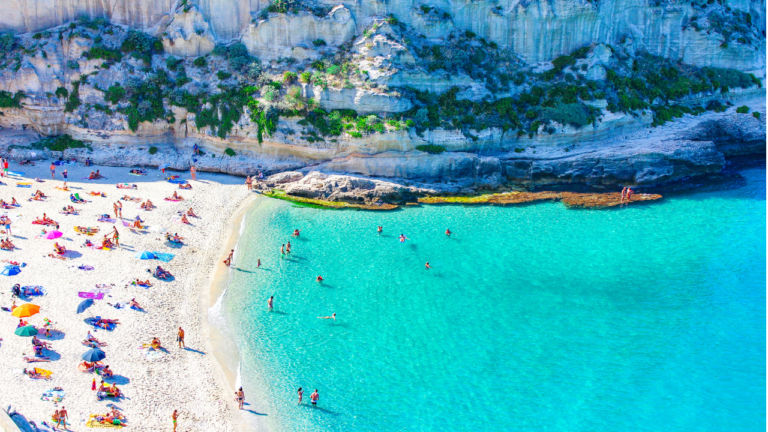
[1,0,764,70]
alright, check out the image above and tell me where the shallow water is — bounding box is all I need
[222,168,766,431]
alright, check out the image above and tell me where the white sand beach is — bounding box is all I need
[0,161,260,431]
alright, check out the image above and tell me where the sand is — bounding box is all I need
[0,161,261,431]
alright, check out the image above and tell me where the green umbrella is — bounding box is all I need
[15,325,38,337]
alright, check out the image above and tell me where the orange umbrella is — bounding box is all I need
[12,303,40,318]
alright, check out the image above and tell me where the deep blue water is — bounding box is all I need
[221,168,765,431]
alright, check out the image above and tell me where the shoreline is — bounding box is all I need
[203,194,271,432]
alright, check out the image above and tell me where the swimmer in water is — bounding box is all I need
[292,229,301,237]
[316,275,324,283]
[377,226,383,234]
[425,262,431,269]
[286,242,291,254]
[445,228,452,236]
[318,313,336,321]
[268,296,274,311]
[399,234,408,243]
[281,244,285,255]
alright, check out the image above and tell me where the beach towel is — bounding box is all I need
[164,198,183,202]
[34,368,53,377]
[85,317,116,331]
[54,186,69,191]
[116,183,135,189]
[167,178,186,184]
[88,192,106,197]
[21,286,45,296]
[7,171,24,176]
[78,265,95,271]
[79,292,105,300]
[16,183,32,188]
[75,226,100,236]
[151,252,175,262]
[41,389,65,402]
[97,216,116,223]
[130,281,151,288]
[86,419,123,428]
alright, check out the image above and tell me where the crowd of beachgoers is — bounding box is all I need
[0,158,256,431]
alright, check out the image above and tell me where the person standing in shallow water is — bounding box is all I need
[236,387,245,409]
[310,389,319,406]
[268,296,274,311]
[621,187,627,203]
[286,241,291,254]
[224,249,234,267]
[280,244,285,255]
[445,228,452,236]
[298,387,303,404]
[377,226,383,234]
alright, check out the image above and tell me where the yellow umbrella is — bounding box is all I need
[12,303,40,318]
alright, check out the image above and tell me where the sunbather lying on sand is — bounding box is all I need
[70,193,85,203]
[121,195,141,202]
[30,190,47,201]
[61,205,78,215]
[84,331,107,346]
[33,214,55,225]
[32,336,52,349]
[179,183,192,190]
[88,191,106,197]
[180,214,190,224]
[167,191,184,201]
[23,368,50,379]
[23,356,51,363]
[129,298,143,309]
[95,318,120,329]
[149,266,173,280]
[132,279,153,287]
[140,200,155,210]
[166,232,184,243]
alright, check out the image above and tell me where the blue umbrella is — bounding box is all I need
[135,251,155,260]
[77,298,94,314]
[1,265,21,276]
[158,164,169,170]
[15,325,38,337]
[82,348,106,362]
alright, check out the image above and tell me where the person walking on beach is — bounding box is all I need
[116,201,123,219]
[245,176,252,190]
[236,388,245,410]
[177,327,185,348]
[110,226,120,248]
[224,249,234,267]
[52,410,60,429]
[298,387,304,404]
[190,165,197,181]
[113,202,119,219]
[61,168,68,188]
[3,159,8,177]
[58,406,68,430]
[172,410,178,432]
[310,389,319,407]
[50,163,56,179]
[268,296,274,311]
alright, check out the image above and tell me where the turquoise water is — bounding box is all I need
[221,168,766,431]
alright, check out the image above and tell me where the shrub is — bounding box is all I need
[32,134,88,151]
[166,56,181,71]
[104,84,125,104]
[84,46,121,62]
[312,39,326,47]
[299,71,311,83]
[225,148,236,156]
[283,71,297,83]
[416,144,447,154]
[736,105,749,114]
[121,30,163,56]
[217,71,232,80]
[193,56,207,67]
[0,90,24,108]
[386,15,399,25]
[540,103,593,127]
[148,146,158,154]
[55,87,68,99]
[752,112,760,120]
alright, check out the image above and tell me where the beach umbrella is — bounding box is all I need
[45,230,63,240]
[77,299,94,314]
[1,265,21,276]
[14,325,38,337]
[82,348,106,362]
[135,251,155,260]
[12,303,40,318]
[158,164,169,170]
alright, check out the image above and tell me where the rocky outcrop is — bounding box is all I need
[161,7,216,57]
[308,86,413,114]
[242,6,356,61]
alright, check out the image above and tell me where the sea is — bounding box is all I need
[217,167,766,431]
